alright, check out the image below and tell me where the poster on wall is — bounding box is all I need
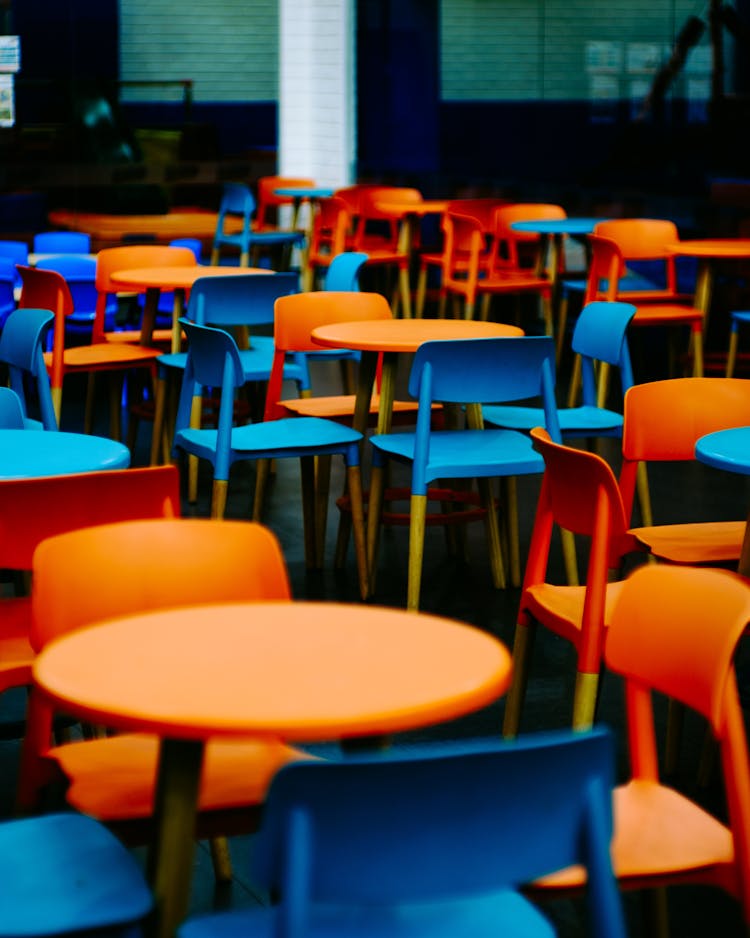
[0,36,20,128]
[0,75,14,127]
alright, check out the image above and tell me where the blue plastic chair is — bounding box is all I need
[150,272,309,466]
[32,231,92,254]
[0,257,16,330]
[0,386,26,428]
[483,301,637,439]
[368,335,561,609]
[172,319,369,597]
[0,307,57,429]
[178,727,626,938]
[0,240,29,289]
[210,182,304,268]
[0,812,152,937]
[36,255,118,337]
[726,309,750,377]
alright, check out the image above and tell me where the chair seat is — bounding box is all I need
[280,394,420,421]
[179,888,556,938]
[0,813,153,935]
[483,404,623,435]
[104,328,174,346]
[158,345,308,385]
[535,779,735,892]
[216,229,304,249]
[371,428,544,485]
[45,344,161,371]
[175,416,362,464]
[629,519,745,564]
[0,596,34,691]
[523,581,625,652]
[50,733,309,820]
[477,272,551,294]
[632,303,703,325]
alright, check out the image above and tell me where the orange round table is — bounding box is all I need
[111,265,269,353]
[32,600,512,938]
[670,239,750,322]
[48,210,242,249]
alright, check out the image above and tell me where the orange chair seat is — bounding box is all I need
[50,733,309,820]
[630,520,745,564]
[44,345,160,372]
[0,597,34,690]
[632,303,703,325]
[103,328,175,347]
[523,581,624,654]
[535,779,735,892]
[279,394,420,421]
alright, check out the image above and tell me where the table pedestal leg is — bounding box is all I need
[171,289,187,354]
[140,288,160,348]
[147,738,204,938]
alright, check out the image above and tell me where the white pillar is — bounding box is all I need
[278,0,356,188]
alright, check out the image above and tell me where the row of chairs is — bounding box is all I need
[2,484,749,935]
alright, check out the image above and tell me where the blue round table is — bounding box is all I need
[696,426,750,574]
[0,430,130,480]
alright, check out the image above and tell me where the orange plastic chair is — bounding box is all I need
[254,175,316,231]
[589,221,704,378]
[619,378,750,565]
[18,518,307,881]
[502,428,637,735]
[93,243,197,346]
[0,466,180,706]
[442,211,553,327]
[415,198,506,318]
[534,563,750,930]
[306,197,351,290]
[16,265,162,436]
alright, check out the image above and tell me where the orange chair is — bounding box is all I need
[589,220,704,378]
[0,466,180,708]
[502,428,637,735]
[254,175,316,231]
[93,243,197,347]
[415,198,506,318]
[442,210,553,327]
[18,518,307,880]
[619,378,750,565]
[534,564,750,930]
[17,265,162,436]
[306,197,352,290]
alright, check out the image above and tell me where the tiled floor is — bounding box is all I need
[2,329,749,936]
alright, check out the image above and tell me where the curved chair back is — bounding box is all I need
[492,203,567,272]
[0,386,25,428]
[33,231,91,254]
[308,197,351,271]
[245,727,625,937]
[212,182,255,252]
[0,256,18,329]
[584,235,623,303]
[0,307,56,429]
[188,271,298,329]
[595,218,680,260]
[323,252,368,291]
[255,176,315,230]
[572,300,636,405]
[36,254,115,333]
[31,519,290,651]
[169,237,202,260]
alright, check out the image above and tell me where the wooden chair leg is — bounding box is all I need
[406,492,428,612]
[209,837,233,883]
[299,455,317,570]
[188,394,203,503]
[502,621,537,738]
[346,464,369,600]
[571,669,599,730]
[503,476,522,587]
[727,327,739,377]
[211,479,228,519]
[567,353,582,408]
[636,462,653,528]
[366,464,387,590]
[415,266,428,318]
[478,477,506,589]
[561,528,579,586]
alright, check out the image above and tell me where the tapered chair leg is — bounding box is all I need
[571,670,599,730]
[346,464,369,600]
[726,327,739,377]
[211,479,228,519]
[406,493,428,612]
[478,477,506,589]
[366,464,387,590]
[209,836,233,883]
[502,621,537,738]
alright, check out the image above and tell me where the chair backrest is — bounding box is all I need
[252,727,625,936]
[605,563,750,914]
[445,197,508,230]
[32,231,91,254]
[214,182,256,248]
[186,272,298,329]
[493,203,567,272]
[0,386,26,428]
[0,307,57,429]
[0,465,180,574]
[255,176,316,229]
[323,252,368,291]
[571,300,636,405]
[265,291,392,419]
[584,235,623,304]
[441,212,487,300]
[528,427,632,673]
[619,377,750,519]
[0,240,29,286]
[353,186,422,250]
[35,254,106,320]
[308,197,351,269]
[31,518,290,651]
[169,237,202,261]
[594,218,680,260]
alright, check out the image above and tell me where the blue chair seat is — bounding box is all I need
[483,402,623,435]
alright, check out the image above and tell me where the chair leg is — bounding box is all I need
[571,670,599,730]
[415,266,428,318]
[502,476,522,587]
[366,464,387,590]
[252,458,272,521]
[314,455,332,569]
[567,353,582,408]
[727,327,739,377]
[300,455,318,570]
[692,329,704,378]
[636,462,653,528]
[561,528,580,586]
[556,295,570,362]
[346,464,369,600]
[211,479,228,519]
[210,247,220,265]
[407,492,428,612]
[502,620,537,738]
[478,477,506,589]
[209,837,233,883]
[188,395,203,503]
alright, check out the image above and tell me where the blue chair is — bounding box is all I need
[178,727,626,938]
[172,319,369,597]
[0,308,57,429]
[210,182,305,268]
[0,386,26,428]
[0,240,29,290]
[0,812,152,937]
[144,237,204,330]
[726,309,750,377]
[368,335,560,609]
[149,272,308,466]
[36,255,118,337]
[483,301,637,439]
[0,257,16,330]
[32,231,92,254]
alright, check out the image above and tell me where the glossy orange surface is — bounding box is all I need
[670,239,750,257]
[33,602,511,742]
[374,199,449,217]
[311,318,523,353]
[109,265,269,293]
[48,210,242,243]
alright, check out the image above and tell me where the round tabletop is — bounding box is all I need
[311,319,524,353]
[695,426,750,475]
[275,187,335,199]
[110,265,269,293]
[33,601,512,742]
[510,218,606,235]
[670,239,750,258]
[375,200,449,217]
[0,430,130,480]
